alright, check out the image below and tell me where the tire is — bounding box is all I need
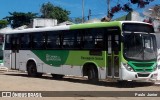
[27,62,42,77]
[36,73,43,77]
[88,68,98,83]
[51,74,64,80]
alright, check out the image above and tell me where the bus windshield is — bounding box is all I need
[123,33,157,61]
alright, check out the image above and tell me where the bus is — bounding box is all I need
[3,21,158,83]
[155,33,160,81]
[0,34,3,66]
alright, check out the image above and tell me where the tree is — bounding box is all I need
[108,0,155,18]
[0,20,8,29]
[40,2,70,23]
[4,12,37,28]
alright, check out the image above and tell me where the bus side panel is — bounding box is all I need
[43,64,63,75]
[18,50,30,71]
[156,34,160,80]
[64,50,106,79]
[31,50,106,78]
[18,50,43,72]
[62,65,82,76]
[4,50,11,69]
[18,50,63,75]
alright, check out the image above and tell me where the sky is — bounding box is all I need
[0,0,159,20]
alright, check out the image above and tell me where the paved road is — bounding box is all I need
[0,70,160,100]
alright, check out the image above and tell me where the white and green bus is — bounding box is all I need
[0,34,3,66]
[3,21,158,82]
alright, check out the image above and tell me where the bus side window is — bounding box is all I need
[75,32,83,49]
[83,29,94,49]
[32,32,46,49]
[95,41,103,48]
[46,31,61,49]
[113,35,120,55]
[83,28,104,50]
[94,31,104,49]
[62,30,75,49]
[28,34,33,49]
[20,34,30,50]
[5,35,12,50]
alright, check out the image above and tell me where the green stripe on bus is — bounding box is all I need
[70,21,121,30]
[32,50,106,67]
[32,50,69,67]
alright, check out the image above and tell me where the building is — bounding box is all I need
[114,11,160,33]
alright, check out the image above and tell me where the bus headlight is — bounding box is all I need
[123,63,134,72]
[154,65,158,71]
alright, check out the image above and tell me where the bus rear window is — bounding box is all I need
[122,23,154,33]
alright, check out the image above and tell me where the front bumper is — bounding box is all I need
[120,64,158,82]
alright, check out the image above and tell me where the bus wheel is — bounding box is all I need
[88,68,98,83]
[51,74,64,80]
[36,73,43,77]
[27,62,42,77]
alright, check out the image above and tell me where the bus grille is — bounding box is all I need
[129,62,156,72]
[132,63,154,68]
[138,73,150,77]
[136,69,152,72]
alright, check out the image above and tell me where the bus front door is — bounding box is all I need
[107,34,120,78]
[11,35,20,70]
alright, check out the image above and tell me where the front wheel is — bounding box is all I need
[88,68,98,83]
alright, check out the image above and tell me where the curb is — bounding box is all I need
[0,67,8,71]
[154,81,160,85]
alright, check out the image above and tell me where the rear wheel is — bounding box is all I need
[27,61,42,77]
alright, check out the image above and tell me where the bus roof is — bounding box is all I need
[3,21,151,34]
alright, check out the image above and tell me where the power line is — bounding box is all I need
[71,0,156,20]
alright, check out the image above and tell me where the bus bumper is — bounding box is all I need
[120,68,158,82]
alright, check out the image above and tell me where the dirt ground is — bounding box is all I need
[0,70,160,100]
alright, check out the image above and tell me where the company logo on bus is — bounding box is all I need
[46,54,61,62]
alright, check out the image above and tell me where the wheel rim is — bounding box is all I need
[31,66,36,73]
[88,69,94,80]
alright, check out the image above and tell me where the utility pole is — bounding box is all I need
[88,9,91,20]
[82,0,85,23]
[107,0,110,18]
[101,0,111,22]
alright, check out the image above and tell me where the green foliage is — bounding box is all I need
[0,20,8,29]
[4,12,37,28]
[40,2,70,23]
